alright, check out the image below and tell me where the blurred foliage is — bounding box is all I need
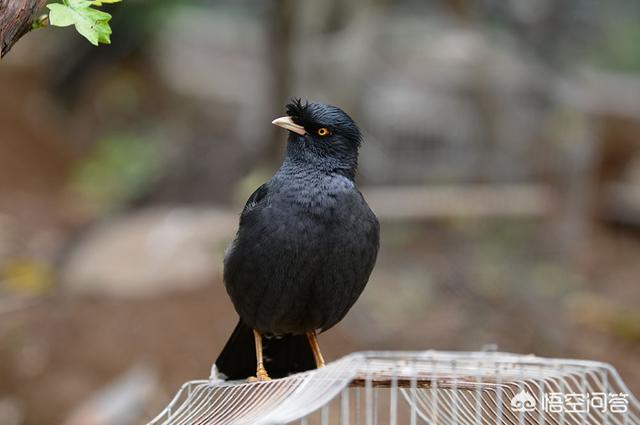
[611,311,640,343]
[454,220,582,300]
[569,293,640,343]
[589,13,640,73]
[1,259,54,295]
[71,135,163,212]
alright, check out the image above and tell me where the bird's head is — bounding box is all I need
[272,99,362,177]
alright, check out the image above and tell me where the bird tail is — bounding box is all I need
[215,320,316,380]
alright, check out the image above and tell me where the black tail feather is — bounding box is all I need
[215,320,316,380]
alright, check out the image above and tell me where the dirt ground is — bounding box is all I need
[0,284,367,425]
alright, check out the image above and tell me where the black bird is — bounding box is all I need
[215,99,379,381]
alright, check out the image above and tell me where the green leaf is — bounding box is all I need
[47,0,114,46]
[47,3,77,27]
[92,0,122,5]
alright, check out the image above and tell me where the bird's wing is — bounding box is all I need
[224,183,270,265]
[240,182,270,220]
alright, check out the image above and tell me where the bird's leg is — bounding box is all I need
[306,330,326,368]
[249,329,271,381]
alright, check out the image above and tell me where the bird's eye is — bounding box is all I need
[317,128,330,137]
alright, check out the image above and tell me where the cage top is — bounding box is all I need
[148,350,640,425]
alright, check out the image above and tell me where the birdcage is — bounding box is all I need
[147,350,640,425]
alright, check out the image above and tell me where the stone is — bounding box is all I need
[61,207,237,298]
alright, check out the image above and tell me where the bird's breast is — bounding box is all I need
[224,174,379,334]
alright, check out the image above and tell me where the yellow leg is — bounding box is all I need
[249,329,271,381]
[306,330,326,368]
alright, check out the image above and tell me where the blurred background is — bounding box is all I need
[1,0,640,423]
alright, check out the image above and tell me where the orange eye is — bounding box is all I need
[317,127,329,136]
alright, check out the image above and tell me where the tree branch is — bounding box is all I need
[1,0,47,58]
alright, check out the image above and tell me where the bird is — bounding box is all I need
[215,99,379,381]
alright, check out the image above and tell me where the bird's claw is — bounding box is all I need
[248,366,271,382]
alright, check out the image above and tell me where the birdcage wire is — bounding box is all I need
[147,351,640,425]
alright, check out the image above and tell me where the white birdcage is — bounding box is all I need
[147,350,640,425]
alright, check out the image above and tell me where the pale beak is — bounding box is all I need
[271,116,306,136]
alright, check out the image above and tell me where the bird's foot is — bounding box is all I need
[248,365,271,382]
